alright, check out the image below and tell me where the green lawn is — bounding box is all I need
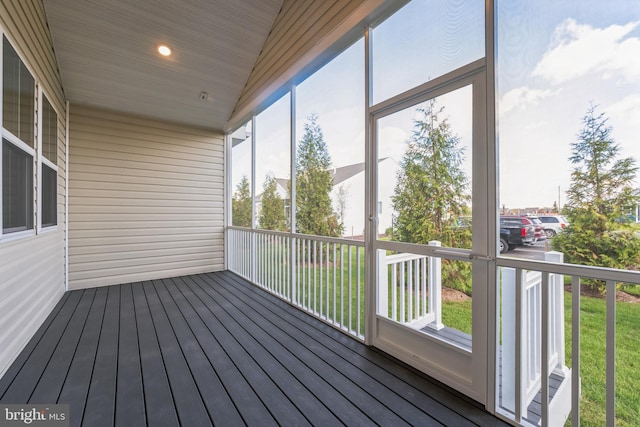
[565,293,640,426]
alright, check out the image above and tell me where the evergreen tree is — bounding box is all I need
[296,114,343,237]
[232,175,252,227]
[553,105,640,278]
[259,173,287,231]
[391,99,471,248]
[391,100,472,293]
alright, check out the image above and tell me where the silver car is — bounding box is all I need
[537,215,569,238]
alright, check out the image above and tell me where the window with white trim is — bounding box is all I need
[2,35,36,236]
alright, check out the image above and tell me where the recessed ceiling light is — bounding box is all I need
[158,45,171,56]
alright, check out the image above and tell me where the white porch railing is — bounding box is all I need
[227,227,365,339]
[496,254,640,427]
[377,241,444,330]
[501,251,570,426]
[228,227,640,426]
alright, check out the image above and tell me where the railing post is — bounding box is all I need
[251,230,257,283]
[290,236,296,304]
[501,267,516,413]
[377,249,388,316]
[427,241,444,330]
[545,251,566,370]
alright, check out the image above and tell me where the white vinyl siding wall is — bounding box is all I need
[68,106,224,290]
[0,0,66,378]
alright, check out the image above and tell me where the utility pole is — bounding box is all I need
[557,185,561,212]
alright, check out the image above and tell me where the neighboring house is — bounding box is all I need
[255,159,388,235]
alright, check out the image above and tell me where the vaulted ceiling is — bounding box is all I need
[42,0,284,130]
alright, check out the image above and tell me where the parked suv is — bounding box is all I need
[499,216,536,253]
[537,215,569,238]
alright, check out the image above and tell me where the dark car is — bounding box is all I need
[499,216,536,253]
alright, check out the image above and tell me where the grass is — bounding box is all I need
[565,292,640,426]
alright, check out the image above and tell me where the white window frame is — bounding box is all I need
[0,31,38,242]
[37,89,59,233]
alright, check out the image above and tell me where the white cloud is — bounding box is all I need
[499,87,561,114]
[606,94,640,160]
[533,19,640,85]
[607,93,640,122]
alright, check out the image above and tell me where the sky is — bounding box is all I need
[497,1,640,209]
[232,0,640,236]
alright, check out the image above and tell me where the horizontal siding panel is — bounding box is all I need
[68,256,222,279]
[70,244,220,265]
[71,129,221,159]
[69,227,222,239]
[0,232,65,377]
[67,264,222,291]
[69,204,220,215]
[68,220,223,230]
[70,197,223,208]
[69,233,219,248]
[67,155,222,176]
[68,106,224,289]
[69,240,222,256]
[70,163,221,182]
[70,146,215,169]
[71,124,224,156]
[69,213,219,222]
[69,172,222,189]
[72,108,225,145]
[68,190,223,203]
[0,1,67,378]
[69,180,221,196]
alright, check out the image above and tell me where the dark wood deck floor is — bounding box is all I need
[0,271,508,426]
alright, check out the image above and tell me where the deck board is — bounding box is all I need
[58,287,108,427]
[0,291,82,403]
[131,282,180,427]
[82,285,119,426]
[204,273,445,426]
[0,271,509,427]
[115,283,146,426]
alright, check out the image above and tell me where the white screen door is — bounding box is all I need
[368,63,490,404]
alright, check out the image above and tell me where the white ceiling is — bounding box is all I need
[42,0,284,131]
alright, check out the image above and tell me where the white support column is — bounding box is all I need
[545,251,566,369]
[501,267,516,414]
[289,85,297,303]
[377,249,387,316]
[427,240,444,330]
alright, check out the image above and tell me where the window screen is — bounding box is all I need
[42,95,57,164]
[2,139,33,233]
[41,165,57,227]
[3,36,34,146]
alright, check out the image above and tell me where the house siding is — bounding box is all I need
[68,106,224,290]
[0,0,67,378]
